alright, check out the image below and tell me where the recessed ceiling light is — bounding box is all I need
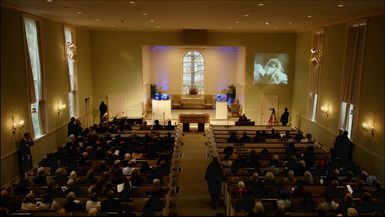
[150,20,154,23]
[265,22,270,25]
[235,21,239,24]
[258,3,264,6]
[129,1,135,4]
[96,19,100,22]
[47,0,53,2]
[307,15,312,18]
[77,11,82,15]
[142,13,147,16]
[338,4,344,8]
[244,14,249,17]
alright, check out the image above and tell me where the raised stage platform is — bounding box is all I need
[144,108,239,125]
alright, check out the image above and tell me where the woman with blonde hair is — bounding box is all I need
[69,171,78,184]
[264,171,275,185]
[283,170,297,186]
[303,171,314,185]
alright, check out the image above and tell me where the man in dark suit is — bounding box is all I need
[67,117,77,136]
[19,132,34,178]
[280,107,289,126]
[333,131,353,164]
[99,101,108,123]
[205,157,224,209]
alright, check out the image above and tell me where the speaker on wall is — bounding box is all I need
[182,29,207,44]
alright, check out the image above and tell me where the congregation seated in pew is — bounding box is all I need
[2,118,176,216]
[208,124,385,216]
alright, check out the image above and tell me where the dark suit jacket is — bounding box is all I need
[67,121,77,136]
[19,138,33,173]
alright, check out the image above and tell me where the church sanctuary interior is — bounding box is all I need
[1,0,384,216]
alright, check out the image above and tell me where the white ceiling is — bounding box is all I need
[1,0,384,32]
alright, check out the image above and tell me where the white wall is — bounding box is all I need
[148,46,238,95]
[235,47,246,108]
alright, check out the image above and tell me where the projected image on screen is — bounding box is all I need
[253,53,288,84]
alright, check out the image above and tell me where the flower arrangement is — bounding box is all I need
[221,84,236,105]
[150,84,169,100]
[215,93,228,102]
[188,86,198,95]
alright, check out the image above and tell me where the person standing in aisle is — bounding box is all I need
[205,157,224,209]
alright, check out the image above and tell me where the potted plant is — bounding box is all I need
[150,84,157,99]
[221,84,236,105]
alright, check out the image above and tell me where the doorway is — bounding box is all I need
[85,97,93,127]
[261,95,279,125]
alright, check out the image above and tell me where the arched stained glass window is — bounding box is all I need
[182,51,204,94]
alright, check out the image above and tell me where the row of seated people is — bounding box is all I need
[228,176,384,216]
[224,170,384,216]
[69,117,176,138]
[1,121,177,216]
[219,145,328,177]
[209,127,384,216]
[222,130,312,144]
[1,178,168,215]
[39,130,175,175]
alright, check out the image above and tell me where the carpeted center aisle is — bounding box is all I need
[173,131,225,216]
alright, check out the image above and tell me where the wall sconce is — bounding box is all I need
[362,119,375,136]
[12,116,24,135]
[66,42,77,59]
[311,56,321,65]
[320,104,329,117]
[310,48,319,54]
[57,103,66,115]
[310,48,322,65]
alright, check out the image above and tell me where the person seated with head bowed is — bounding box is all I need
[21,192,37,211]
[253,130,265,143]
[283,170,297,186]
[33,167,47,185]
[238,114,249,121]
[63,192,85,212]
[247,201,265,217]
[152,119,163,130]
[164,120,175,130]
[227,131,239,143]
[139,121,152,130]
[240,132,251,143]
[101,190,122,212]
[294,191,316,211]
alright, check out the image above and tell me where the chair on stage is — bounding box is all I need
[204,94,213,109]
[230,99,242,117]
[172,94,181,109]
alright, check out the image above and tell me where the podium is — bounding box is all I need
[216,101,228,119]
[152,99,171,123]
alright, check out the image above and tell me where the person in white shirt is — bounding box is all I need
[301,133,314,143]
[36,194,61,211]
